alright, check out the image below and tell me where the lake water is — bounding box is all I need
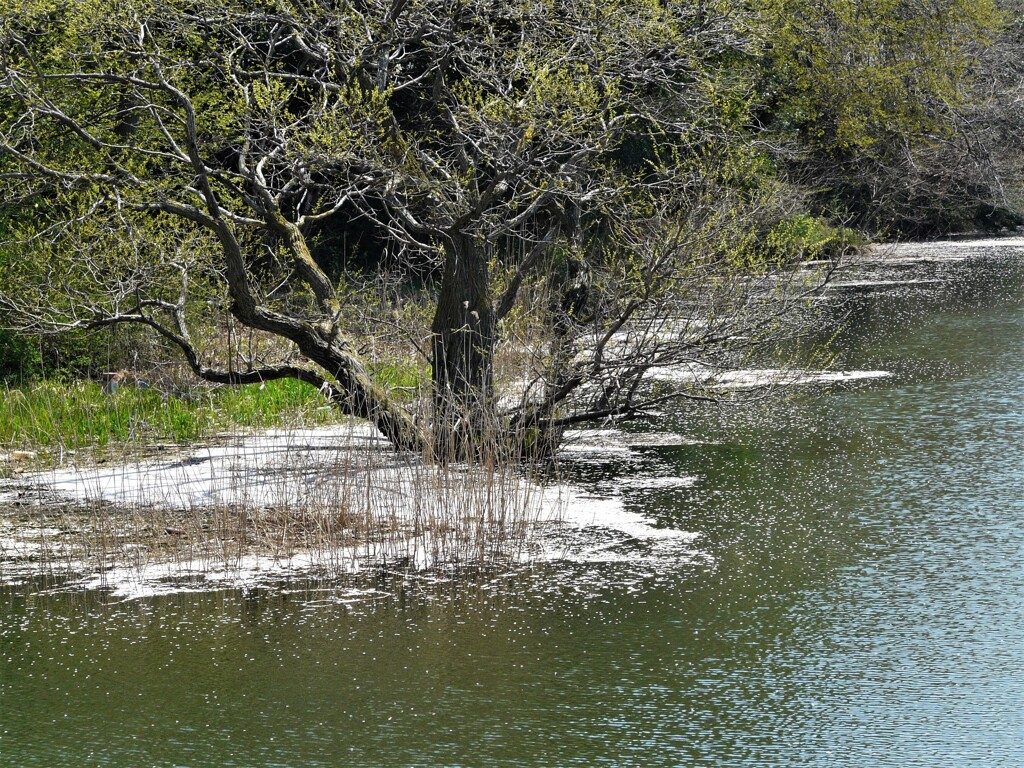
[2,240,1022,767]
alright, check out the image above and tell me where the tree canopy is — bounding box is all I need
[1,0,1018,458]
[759,0,1019,233]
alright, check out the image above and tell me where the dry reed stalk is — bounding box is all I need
[0,415,555,588]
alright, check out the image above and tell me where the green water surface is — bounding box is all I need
[2,243,1022,767]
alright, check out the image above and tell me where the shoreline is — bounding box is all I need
[6,236,1018,595]
[0,424,717,597]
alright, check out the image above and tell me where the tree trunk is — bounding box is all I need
[322,346,426,454]
[224,295,426,455]
[430,232,496,458]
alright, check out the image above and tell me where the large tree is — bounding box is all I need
[0,0,839,459]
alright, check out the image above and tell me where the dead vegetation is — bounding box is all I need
[0,424,554,588]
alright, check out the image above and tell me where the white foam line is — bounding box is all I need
[644,367,891,388]
[829,279,942,288]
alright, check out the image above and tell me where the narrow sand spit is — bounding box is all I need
[0,423,709,595]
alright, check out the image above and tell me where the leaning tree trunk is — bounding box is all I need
[430,232,496,459]
[319,345,426,454]
[237,295,427,456]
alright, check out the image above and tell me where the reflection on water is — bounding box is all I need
[1,242,1022,767]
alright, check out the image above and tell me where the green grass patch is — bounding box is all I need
[0,377,342,455]
[371,359,428,396]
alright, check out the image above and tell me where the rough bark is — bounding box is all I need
[430,233,496,457]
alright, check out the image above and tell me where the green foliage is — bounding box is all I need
[761,215,863,262]
[0,330,40,381]
[754,0,1012,234]
[0,0,1020,456]
[0,326,148,383]
[760,0,1001,152]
